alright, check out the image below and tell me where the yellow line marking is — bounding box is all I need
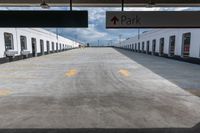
[65,69,77,77]
[118,69,129,77]
[0,89,11,96]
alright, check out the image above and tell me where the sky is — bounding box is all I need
[46,7,190,46]
[1,6,199,46]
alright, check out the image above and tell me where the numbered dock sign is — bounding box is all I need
[106,11,200,28]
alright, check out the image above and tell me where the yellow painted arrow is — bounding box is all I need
[0,89,11,96]
[65,69,77,77]
[118,69,129,77]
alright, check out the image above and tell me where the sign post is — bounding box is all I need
[106,11,200,28]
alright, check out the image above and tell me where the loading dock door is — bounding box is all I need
[132,44,134,51]
[59,44,61,51]
[152,40,156,55]
[142,42,144,53]
[159,38,164,56]
[40,40,44,55]
[47,41,50,54]
[52,42,55,53]
[4,33,13,51]
[138,43,140,53]
[20,36,27,51]
[56,43,58,52]
[182,33,191,57]
[146,41,150,54]
[169,36,176,56]
[31,38,37,57]
[135,43,137,52]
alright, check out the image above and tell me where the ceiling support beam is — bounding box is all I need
[0,0,200,7]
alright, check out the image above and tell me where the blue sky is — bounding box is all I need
[1,6,199,46]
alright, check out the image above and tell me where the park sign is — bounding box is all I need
[106,11,200,28]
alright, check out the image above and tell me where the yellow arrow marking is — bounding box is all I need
[118,69,129,77]
[65,69,77,77]
[0,89,11,96]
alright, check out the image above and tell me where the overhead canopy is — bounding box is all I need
[0,0,200,7]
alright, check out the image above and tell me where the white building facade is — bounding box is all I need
[115,29,200,63]
[0,28,80,63]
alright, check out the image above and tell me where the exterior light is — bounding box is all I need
[146,0,156,8]
[40,0,50,9]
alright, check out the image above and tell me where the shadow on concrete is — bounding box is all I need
[114,48,200,96]
[0,123,199,133]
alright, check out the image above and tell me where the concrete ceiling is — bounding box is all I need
[0,0,200,7]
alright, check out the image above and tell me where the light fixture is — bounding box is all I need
[146,0,156,8]
[40,0,50,9]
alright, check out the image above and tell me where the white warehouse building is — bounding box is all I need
[0,28,80,63]
[115,29,200,64]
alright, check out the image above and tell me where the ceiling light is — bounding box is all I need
[146,0,156,8]
[40,0,50,9]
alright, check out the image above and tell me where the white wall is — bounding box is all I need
[116,29,200,59]
[0,28,80,58]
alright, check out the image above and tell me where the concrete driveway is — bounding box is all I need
[0,47,199,128]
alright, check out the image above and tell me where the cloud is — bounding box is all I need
[45,24,108,45]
